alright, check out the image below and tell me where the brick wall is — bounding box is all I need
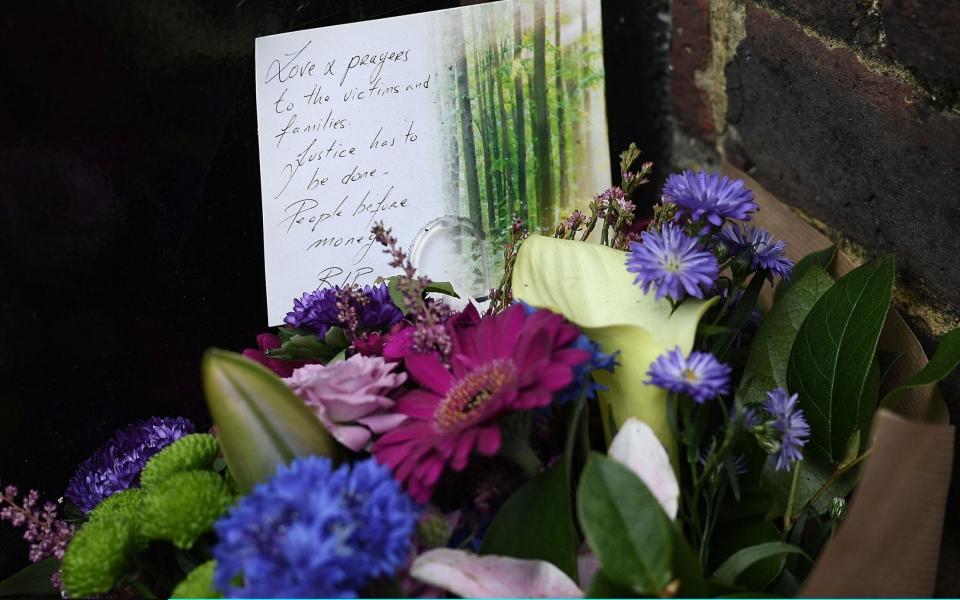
[668,1,960,594]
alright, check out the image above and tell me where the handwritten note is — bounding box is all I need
[255,1,609,324]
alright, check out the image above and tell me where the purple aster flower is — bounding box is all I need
[213,456,418,598]
[645,347,731,403]
[740,405,763,429]
[65,417,195,512]
[763,388,810,471]
[663,171,758,227]
[720,224,794,281]
[285,283,403,338]
[359,283,405,331]
[626,223,720,301]
[285,287,340,335]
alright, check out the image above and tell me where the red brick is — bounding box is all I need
[882,0,960,91]
[763,0,879,46]
[670,0,715,141]
[724,5,960,312]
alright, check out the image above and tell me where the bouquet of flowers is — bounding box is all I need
[2,146,957,599]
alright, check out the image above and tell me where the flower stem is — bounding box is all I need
[790,449,872,524]
[783,461,801,532]
[500,437,542,477]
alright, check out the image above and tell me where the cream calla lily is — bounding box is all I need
[511,234,715,460]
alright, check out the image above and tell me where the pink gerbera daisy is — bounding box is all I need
[372,304,590,502]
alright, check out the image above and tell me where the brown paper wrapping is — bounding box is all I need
[722,163,955,596]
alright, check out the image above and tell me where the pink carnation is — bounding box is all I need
[284,354,407,451]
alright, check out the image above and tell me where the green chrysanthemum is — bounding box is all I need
[141,470,233,549]
[87,488,143,522]
[61,515,142,598]
[140,433,220,489]
[171,560,222,599]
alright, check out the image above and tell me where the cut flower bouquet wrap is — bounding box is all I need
[1,148,955,599]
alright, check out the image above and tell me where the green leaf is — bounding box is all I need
[424,280,460,298]
[513,234,715,460]
[0,558,58,597]
[386,276,460,312]
[786,256,895,463]
[760,454,858,516]
[710,518,786,590]
[774,245,837,302]
[266,327,344,362]
[202,349,336,493]
[479,458,578,579]
[855,357,881,456]
[740,267,834,406]
[586,570,637,598]
[698,324,733,338]
[577,454,674,595]
[671,521,708,596]
[880,327,960,411]
[712,542,809,587]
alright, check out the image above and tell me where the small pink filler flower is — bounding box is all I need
[373,304,590,502]
[285,354,407,451]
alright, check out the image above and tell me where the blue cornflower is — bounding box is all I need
[645,347,731,403]
[554,334,618,405]
[663,171,758,227]
[285,283,403,337]
[720,224,794,281]
[626,223,720,301]
[763,388,810,471]
[213,456,418,599]
[65,417,195,512]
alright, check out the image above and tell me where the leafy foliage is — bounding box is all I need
[479,458,578,579]
[0,559,59,598]
[786,256,895,463]
[740,267,834,406]
[880,327,960,411]
[711,541,808,587]
[577,454,674,595]
[773,245,836,302]
[266,327,346,362]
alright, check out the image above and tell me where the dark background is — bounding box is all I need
[0,0,671,577]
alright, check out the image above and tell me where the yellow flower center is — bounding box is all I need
[434,360,515,432]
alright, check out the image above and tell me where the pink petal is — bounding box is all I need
[356,412,408,434]
[411,549,582,598]
[577,543,599,587]
[395,390,442,418]
[451,429,479,471]
[329,424,372,452]
[406,354,454,395]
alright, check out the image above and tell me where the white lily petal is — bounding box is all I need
[608,418,680,519]
[410,548,583,598]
